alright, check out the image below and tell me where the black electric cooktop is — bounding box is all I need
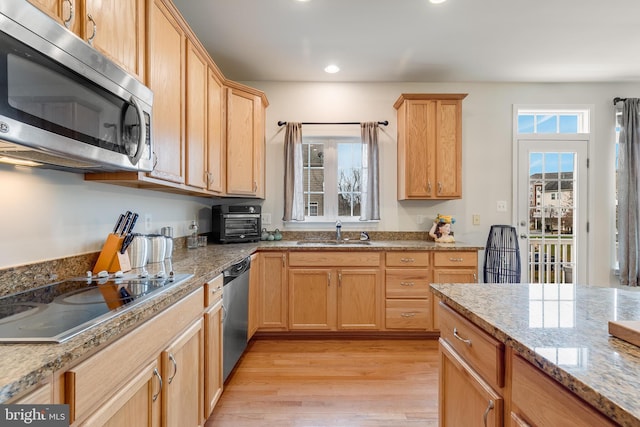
[0,272,193,343]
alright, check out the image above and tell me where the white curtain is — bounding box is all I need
[283,123,305,221]
[360,122,380,221]
[618,99,640,286]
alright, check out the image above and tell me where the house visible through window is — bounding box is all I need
[302,136,362,221]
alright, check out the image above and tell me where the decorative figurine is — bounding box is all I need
[429,214,456,243]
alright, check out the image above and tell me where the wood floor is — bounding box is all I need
[205,338,439,426]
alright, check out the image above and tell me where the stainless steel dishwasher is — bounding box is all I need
[222,256,251,381]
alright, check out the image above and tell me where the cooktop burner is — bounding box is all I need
[0,272,193,343]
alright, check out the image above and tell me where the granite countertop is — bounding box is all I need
[258,239,483,251]
[0,238,482,403]
[0,242,257,403]
[430,283,640,427]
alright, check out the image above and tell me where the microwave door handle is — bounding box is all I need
[128,96,147,167]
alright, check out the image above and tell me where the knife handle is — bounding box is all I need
[126,213,139,234]
[120,212,133,236]
[113,214,125,234]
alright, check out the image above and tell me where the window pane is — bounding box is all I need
[305,193,324,216]
[304,143,324,167]
[518,115,534,133]
[536,115,557,133]
[559,115,578,133]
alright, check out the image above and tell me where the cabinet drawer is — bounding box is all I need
[65,288,204,424]
[438,302,504,388]
[205,274,223,307]
[511,355,616,427]
[385,299,431,329]
[288,251,380,267]
[386,251,430,267]
[433,251,477,267]
[385,269,430,298]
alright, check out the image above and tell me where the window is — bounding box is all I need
[517,109,589,134]
[302,136,362,221]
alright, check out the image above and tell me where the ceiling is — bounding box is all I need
[171,0,640,83]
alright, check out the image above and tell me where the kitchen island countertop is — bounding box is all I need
[430,282,640,426]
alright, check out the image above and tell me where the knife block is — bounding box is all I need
[93,233,132,274]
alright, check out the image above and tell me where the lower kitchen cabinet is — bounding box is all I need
[10,381,53,404]
[287,252,382,331]
[385,252,431,330]
[204,275,224,418]
[510,354,616,427]
[257,252,288,331]
[64,288,204,426]
[439,339,503,427]
[438,301,504,426]
[161,319,204,427]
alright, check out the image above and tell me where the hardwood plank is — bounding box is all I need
[206,339,438,426]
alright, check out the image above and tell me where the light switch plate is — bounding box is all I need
[472,214,480,225]
[497,201,508,212]
[262,213,272,225]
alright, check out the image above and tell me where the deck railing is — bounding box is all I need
[527,238,574,283]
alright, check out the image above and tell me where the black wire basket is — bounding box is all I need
[483,225,521,283]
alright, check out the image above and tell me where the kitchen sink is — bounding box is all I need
[296,239,371,245]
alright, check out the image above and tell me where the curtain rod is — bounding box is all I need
[277,121,388,127]
[613,97,627,105]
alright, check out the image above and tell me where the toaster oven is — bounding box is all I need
[212,205,261,243]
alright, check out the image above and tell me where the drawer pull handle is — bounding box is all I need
[401,312,418,318]
[400,258,415,263]
[152,368,162,402]
[400,281,415,287]
[453,327,472,346]
[449,257,464,262]
[483,399,495,427]
[168,354,178,384]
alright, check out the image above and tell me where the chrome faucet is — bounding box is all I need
[335,220,342,241]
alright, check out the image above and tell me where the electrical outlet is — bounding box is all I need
[144,214,152,231]
[262,213,272,225]
[416,214,424,225]
[497,200,508,212]
[472,214,480,225]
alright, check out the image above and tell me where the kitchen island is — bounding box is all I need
[431,282,640,426]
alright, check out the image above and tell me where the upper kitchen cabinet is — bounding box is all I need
[28,0,145,81]
[83,0,146,82]
[226,82,268,198]
[394,94,467,200]
[185,39,208,190]
[206,65,226,195]
[146,0,186,184]
[28,0,81,34]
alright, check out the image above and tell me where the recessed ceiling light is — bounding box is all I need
[324,64,340,74]
[429,0,447,3]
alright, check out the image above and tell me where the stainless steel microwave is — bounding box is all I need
[0,2,154,172]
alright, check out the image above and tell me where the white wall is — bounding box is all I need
[0,166,214,269]
[1,80,636,285]
[245,81,639,286]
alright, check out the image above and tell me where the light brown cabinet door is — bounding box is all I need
[185,40,208,189]
[207,69,226,194]
[258,252,288,330]
[204,300,223,419]
[288,269,335,330]
[148,0,185,184]
[81,361,161,427]
[395,94,466,200]
[162,319,203,427]
[84,0,145,81]
[433,269,478,284]
[28,0,80,33]
[337,269,381,330]
[439,339,503,427]
[226,88,261,196]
